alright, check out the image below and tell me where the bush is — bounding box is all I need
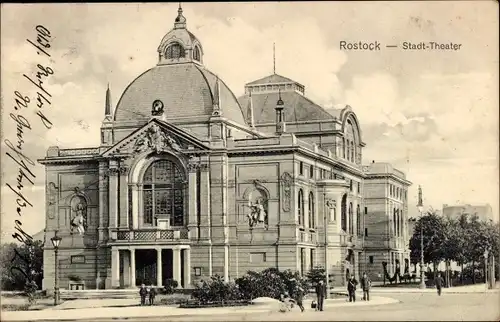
[191,275,241,304]
[235,268,309,301]
[306,267,326,286]
[164,279,178,294]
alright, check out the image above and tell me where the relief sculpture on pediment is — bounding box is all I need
[132,124,182,155]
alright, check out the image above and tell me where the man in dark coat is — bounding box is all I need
[347,275,358,302]
[139,284,147,306]
[360,272,371,301]
[149,286,157,305]
[435,272,445,296]
[315,280,327,311]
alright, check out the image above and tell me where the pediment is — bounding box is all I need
[102,119,209,158]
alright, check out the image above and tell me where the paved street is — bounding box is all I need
[94,292,499,322]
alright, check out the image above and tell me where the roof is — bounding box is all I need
[245,74,302,86]
[114,63,246,125]
[237,91,334,124]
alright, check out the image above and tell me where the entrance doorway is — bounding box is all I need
[134,249,173,286]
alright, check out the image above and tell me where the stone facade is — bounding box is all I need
[362,162,412,281]
[38,7,411,291]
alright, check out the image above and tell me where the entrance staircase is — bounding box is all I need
[59,288,140,300]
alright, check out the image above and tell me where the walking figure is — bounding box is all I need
[347,275,358,302]
[139,284,147,305]
[315,280,327,311]
[294,286,305,312]
[435,272,444,296]
[361,272,371,301]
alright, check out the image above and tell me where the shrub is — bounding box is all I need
[305,267,326,286]
[191,275,241,304]
[164,279,178,294]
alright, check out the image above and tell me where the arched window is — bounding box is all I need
[341,194,347,231]
[193,46,201,61]
[356,205,361,235]
[308,192,315,228]
[345,120,357,162]
[142,159,185,226]
[350,141,355,162]
[298,189,304,226]
[342,138,346,158]
[348,202,353,234]
[166,42,186,59]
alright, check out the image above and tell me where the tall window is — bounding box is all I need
[393,208,397,236]
[298,189,305,226]
[345,120,357,163]
[166,42,186,59]
[356,205,361,235]
[341,194,347,231]
[299,162,304,176]
[309,165,314,178]
[193,46,201,61]
[308,192,315,228]
[143,160,185,226]
[349,202,353,234]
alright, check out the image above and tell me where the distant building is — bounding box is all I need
[442,204,494,222]
[362,162,412,281]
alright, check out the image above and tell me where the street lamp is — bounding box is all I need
[50,231,62,306]
[484,248,489,291]
[417,185,426,289]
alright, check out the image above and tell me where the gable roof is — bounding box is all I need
[245,74,302,86]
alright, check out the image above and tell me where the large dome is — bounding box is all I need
[113,63,246,124]
[113,5,246,125]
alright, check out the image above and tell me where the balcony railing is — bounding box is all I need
[111,229,189,241]
[298,231,317,244]
[340,234,355,247]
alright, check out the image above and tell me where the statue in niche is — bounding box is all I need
[245,191,268,229]
[70,196,87,235]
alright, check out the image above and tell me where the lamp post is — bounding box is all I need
[417,185,426,289]
[50,231,62,306]
[323,193,330,299]
[484,248,489,291]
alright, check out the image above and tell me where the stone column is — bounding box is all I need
[111,248,120,288]
[335,194,343,231]
[156,248,163,286]
[130,249,136,287]
[183,248,191,288]
[187,164,198,238]
[109,160,119,229]
[173,247,182,285]
[131,184,139,229]
[346,198,351,234]
[199,163,211,240]
[98,161,108,241]
[119,165,129,228]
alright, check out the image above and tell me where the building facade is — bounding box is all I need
[39,7,410,291]
[442,204,494,222]
[362,162,412,281]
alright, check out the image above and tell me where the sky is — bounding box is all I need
[1,2,498,242]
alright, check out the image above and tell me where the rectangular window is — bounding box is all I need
[365,207,368,215]
[369,256,374,264]
[357,182,361,194]
[310,249,314,270]
[350,180,353,192]
[365,228,368,236]
[309,165,314,178]
[300,248,306,275]
[194,267,202,276]
[250,252,267,263]
[71,255,85,264]
[299,162,304,175]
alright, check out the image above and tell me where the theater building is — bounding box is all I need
[39,7,410,291]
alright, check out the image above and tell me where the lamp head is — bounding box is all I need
[50,232,62,249]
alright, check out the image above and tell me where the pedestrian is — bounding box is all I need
[139,284,147,306]
[149,285,157,305]
[315,280,327,311]
[360,272,371,301]
[435,272,444,296]
[347,275,358,302]
[294,286,305,312]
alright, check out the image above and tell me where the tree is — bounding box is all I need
[0,240,43,291]
[409,211,448,275]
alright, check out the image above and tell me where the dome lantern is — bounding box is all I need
[157,3,204,66]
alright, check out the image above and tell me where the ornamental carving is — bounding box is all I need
[107,166,128,176]
[280,172,292,212]
[326,199,336,209]
[132,124,181,155]
[47,182,58,219]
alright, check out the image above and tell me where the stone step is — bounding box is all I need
[60,289,140,300]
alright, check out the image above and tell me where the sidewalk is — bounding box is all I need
[369,283,499,294]
[0,296,398,321]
